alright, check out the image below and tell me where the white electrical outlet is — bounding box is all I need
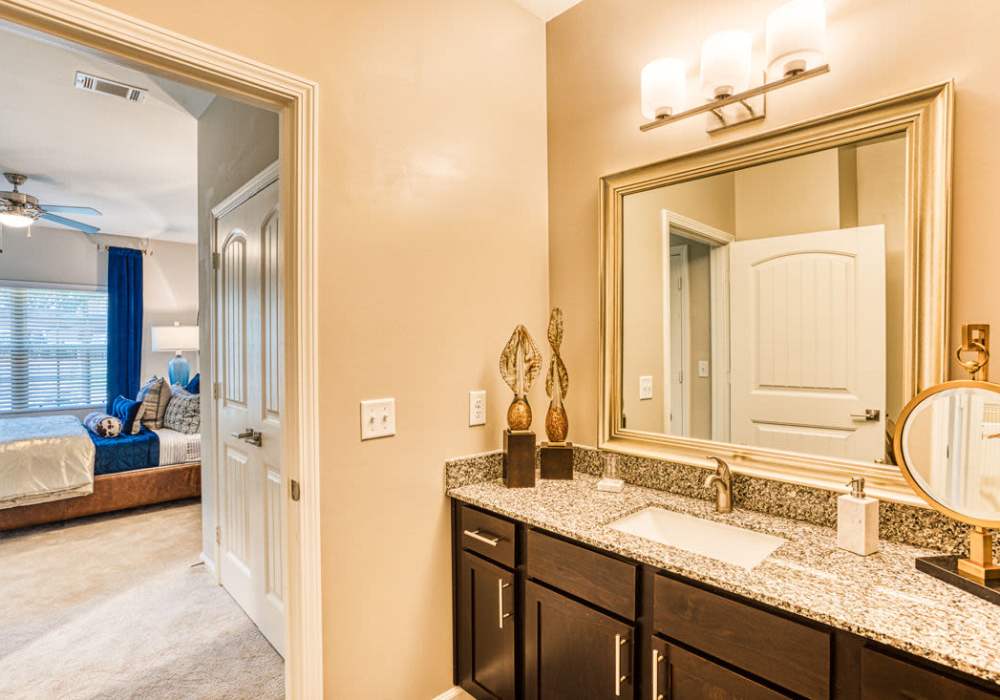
[469,390,486,426]
[639,375,653,400]
[360,398,396,440]
[698,360,710,378]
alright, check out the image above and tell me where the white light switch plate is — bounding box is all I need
[639,375,653,400]
[361,398,396,440]
[698,360,710,378]
[469,390,486,426]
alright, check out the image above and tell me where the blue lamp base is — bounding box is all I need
[168,353,191,386]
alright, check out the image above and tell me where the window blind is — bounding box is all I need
[0,285,108,413]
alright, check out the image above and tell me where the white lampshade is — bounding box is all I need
[765,0,826,79]
[641,58,687,120]
[700,30,753,99]
[151,324,199,352]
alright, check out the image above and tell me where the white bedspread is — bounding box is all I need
[0,416,95,509]
[154,428,201,466]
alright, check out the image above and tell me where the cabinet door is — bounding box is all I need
[524,580,634,700]
[651,637,791,699]
[861,648,1000,700]
[458,552,516,700]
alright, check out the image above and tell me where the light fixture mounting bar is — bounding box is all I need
[639,64,829,132]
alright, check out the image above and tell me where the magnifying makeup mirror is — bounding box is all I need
[894,377,1000,604]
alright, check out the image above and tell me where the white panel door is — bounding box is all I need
[216,179,285,656]
[730,225,886,462]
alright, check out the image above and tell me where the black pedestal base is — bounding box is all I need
[916,555,1000,606]
[539,442,573,479]
[503,429,536,488]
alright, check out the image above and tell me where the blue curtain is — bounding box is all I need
[106,247,143,410]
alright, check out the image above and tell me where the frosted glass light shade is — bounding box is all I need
[700,30,753,99]
[766,0,826,79]
[641,58,687,120]
[151,324,199,352]
[0,211,33,228]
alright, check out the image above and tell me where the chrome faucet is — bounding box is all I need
[703,456,732,513]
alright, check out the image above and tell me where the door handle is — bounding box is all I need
[497,579,511,630]
[614,634,628,697]
[463,529,500,547]
[850,409,881,422]
[652,649,664,700]
[231,428,263,446]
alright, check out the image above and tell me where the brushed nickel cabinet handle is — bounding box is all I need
[614,634,628,697]
[463,529,500,547]
[652,649,664,700]
[497,579,511,630]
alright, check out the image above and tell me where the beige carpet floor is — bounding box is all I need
[0,500,284,699]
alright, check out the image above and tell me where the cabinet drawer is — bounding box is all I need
[653,575,830,699]
[459,505,515,568]
[651,637,791,700]
[526,529,636,619]
[861,648,1000,699]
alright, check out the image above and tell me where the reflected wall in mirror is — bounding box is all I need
[621,133,905,465]
[898,382,1000,525]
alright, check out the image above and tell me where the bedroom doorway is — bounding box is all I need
[0,1,322,696]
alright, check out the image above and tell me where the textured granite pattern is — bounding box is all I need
[448,474,1000,685]
[444,452,502,490]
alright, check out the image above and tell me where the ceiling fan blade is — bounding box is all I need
[40,204,102,216]
[39,212,101,235]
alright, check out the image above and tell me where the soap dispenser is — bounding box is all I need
[837,477,880,555]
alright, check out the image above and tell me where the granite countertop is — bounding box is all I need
[448,472,1000,685]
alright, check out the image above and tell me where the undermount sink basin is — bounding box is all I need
[608,507,785,570]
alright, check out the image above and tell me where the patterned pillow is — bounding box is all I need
[83,412,122,438]
[163,389,200,434]
[111,395,143,435]
[136,376,172,429]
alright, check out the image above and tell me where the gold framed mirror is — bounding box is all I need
[894,378,1000,600]
[599,83,953,500]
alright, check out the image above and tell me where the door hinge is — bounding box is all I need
[211,252,220,270]
[215,525,221,545]
[213,382,222,400]
[290,479,301,502]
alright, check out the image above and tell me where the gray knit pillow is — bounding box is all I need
[163,389,200,434]
[136,376,171,429]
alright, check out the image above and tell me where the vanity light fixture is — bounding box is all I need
[640,57,687,120]
[640,0,829,133]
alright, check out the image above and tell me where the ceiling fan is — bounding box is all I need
[0,172,102,235]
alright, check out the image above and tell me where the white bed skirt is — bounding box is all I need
[0,416,95,509]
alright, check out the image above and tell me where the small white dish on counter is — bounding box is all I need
[608,506,786,570]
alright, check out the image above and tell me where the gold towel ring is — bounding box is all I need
[955,340,990,377]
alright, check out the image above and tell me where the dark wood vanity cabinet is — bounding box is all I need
[451,501,1000,700]
[524,581,634,699]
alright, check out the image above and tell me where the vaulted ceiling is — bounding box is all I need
[0,22,215,243]
[511,0,584,21]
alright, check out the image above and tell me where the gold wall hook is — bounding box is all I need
[956,324,990,381]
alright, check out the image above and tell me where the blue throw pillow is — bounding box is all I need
[185,373,200,395]
[111,395,142,435]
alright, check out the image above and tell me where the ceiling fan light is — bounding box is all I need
[0,210,34,229]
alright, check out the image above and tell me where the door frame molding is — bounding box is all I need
[0,2,324,696]
[662,210,734,442]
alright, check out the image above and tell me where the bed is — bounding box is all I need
[0,415,201,531]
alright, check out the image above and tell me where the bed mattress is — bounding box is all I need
[0,415,95,509]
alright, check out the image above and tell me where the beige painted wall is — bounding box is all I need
[60,0,550,697]
[547,0,997,450]
[621,175,732,433]
[196,94,280,577]
[733,149,840,239]
[0,225,198,386]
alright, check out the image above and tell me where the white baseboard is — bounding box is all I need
[431,687,466,700]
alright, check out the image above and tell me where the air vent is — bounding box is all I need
[74,71,146,103]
